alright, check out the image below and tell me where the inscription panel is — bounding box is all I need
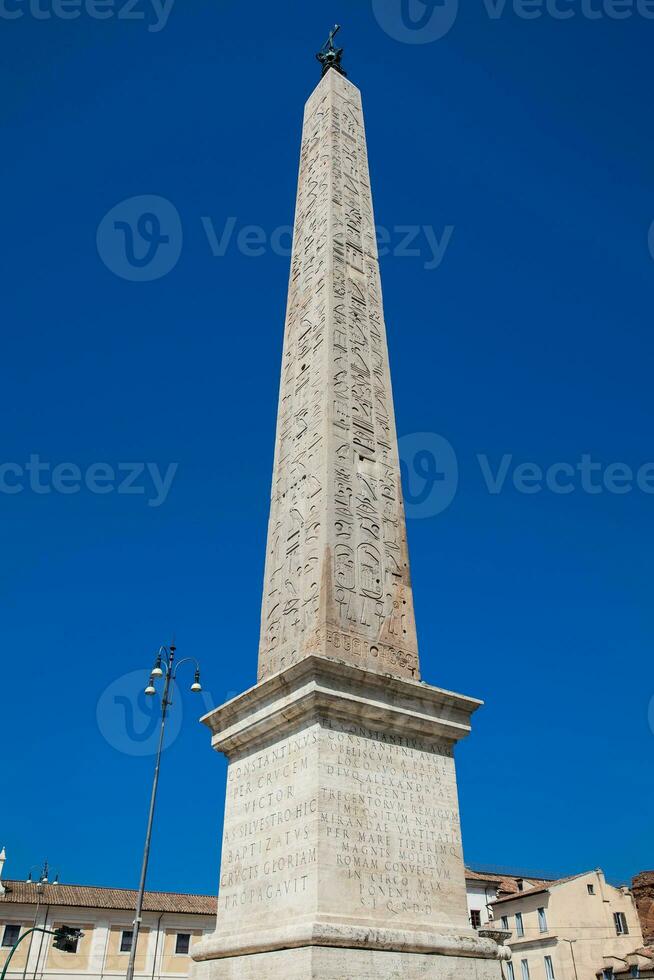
[212,718,470,943]
[216,727,320,935]
[318,718,469,931]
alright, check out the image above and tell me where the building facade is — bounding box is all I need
[466,870,554,929]
[490,870,652,980]
[4,867,650,980]
[0,867,528,980]
[0,880,214,980]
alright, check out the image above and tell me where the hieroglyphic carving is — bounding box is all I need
[258,70,420,683]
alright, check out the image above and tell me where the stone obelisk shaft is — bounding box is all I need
[258,68,419,683]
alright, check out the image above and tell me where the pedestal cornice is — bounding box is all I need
[200,656,482,758]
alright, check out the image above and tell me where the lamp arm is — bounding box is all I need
[171,657,200,680]
[1,929,53,980]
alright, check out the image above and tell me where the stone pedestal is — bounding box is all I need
[191,657,506,978]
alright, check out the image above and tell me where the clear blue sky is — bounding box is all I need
[1,1,652,894]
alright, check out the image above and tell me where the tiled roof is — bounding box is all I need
[465,870,552,888]
[465,870,516,883]
[0,881,216,915]
[490,873,588,905]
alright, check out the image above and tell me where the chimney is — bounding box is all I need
[0,846,6,895]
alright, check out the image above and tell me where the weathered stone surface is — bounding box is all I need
[192,67,506,980]
[632,871,654,943]
[257,68,419,684]
[192,945,504,980]
[191,659,504,974]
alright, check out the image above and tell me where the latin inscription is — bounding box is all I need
[216,720,468,931]
[218,729,319,919]
[319,719,468,926]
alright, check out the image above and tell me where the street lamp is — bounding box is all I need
[22,862,59,980]
[124,644,202,980]
[561,938,579,980]
[25,862,58,886]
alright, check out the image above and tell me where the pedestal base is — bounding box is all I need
[191,657,508,980]
[193,945,503,980]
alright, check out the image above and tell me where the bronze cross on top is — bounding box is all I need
[316,24,347,78]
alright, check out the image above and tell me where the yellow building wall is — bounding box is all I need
[104,925,150,973]
[160,929,201,975]
[501,872,645,980]
[0,921,33,972]
[45,922,94,972]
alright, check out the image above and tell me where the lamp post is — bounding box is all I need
[25,862,59,886]
[23,861,59,980]
[561,938,579,980]
[124,644,202,980]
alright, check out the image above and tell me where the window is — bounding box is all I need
[538,908,548,933]
[630,967,640,978]
[470,910,482,929]
[507,962,515,980]
[501,916,509,931]
[545,955,556,980]
[614,912,629,936]
[175,934,191,955]
[588,884,595,895]
[521,959,531,980]
[120,931,133,953]
[515,913,525,937]
[2,925,21,948]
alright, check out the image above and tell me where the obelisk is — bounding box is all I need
[192,31,509,980]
